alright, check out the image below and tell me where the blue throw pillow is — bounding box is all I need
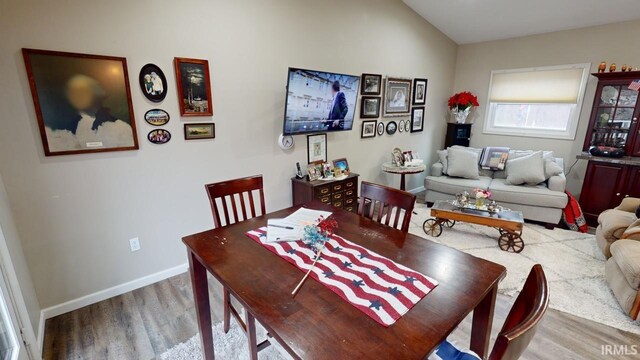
[429,340,481,360]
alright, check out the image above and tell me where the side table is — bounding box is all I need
[381,162,426,191]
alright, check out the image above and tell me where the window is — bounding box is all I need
[484,63,590,139]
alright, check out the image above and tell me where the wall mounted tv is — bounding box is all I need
[283,67,360,135]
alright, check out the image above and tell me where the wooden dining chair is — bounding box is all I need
[358,181,416,233]
[204,175,267,349]
[429,264,549,360]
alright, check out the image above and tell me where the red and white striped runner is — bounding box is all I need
[245,227,438,327]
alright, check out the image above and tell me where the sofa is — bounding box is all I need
[424,146,568,226]
[596,197,640,257]
[606,240,640,320]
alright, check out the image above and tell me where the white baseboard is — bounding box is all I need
[407,186,425,195]
[36,263,188,352]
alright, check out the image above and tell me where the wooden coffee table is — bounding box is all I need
[423,200,526,253]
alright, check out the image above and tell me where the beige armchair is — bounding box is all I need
[596,197,640,258]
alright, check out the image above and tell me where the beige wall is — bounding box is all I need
[453,20,640,196]
[0,0,457,308]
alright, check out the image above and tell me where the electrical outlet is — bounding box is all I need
[129,237,141,252]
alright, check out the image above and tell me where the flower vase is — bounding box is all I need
[475,197,485,209]
[452,106,471,124]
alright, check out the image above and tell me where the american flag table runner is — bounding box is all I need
[245,227,439,327]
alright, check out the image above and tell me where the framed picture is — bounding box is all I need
[144,109,170,126]
[361,120,377,138]
[360,96,381,118]
[398,119,405,133]
[307,133,327,163]
[332,158,349,174]
[383,77,411,117]
[404,119,410,132]
[139,63,167,102]
[22,48,138,156]
[411,107,425,133]
[377,121,385,136]
[412,78,428,105]
[307,162,323,181]
[184,123,215,140]
[386,121,397,135]
[147,129,171,144]
[361,73,382,95]
[174,57,213,116]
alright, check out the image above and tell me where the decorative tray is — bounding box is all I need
[448,200,507,214]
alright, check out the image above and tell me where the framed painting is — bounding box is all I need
[361,120,377,138]
[307,133,327,164]
[22,48,138,156]
[383,77,411,117]
[412,78,428,105]
[184,123,215,140]
[360,96,381,118]
[139,63,167,102]
[411,107,425,133]
[174,57,213,116]
[361,73,382,95]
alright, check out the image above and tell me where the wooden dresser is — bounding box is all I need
[291,173,359,213]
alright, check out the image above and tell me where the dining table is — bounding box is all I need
[182,200,506,360]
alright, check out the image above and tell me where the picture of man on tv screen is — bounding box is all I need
[324,81,348,130]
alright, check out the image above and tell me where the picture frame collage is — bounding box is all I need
[357,73,427,139]
[22,48,216,156]
[305,134,350,181]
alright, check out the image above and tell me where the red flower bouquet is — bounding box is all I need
[448,91,479,110]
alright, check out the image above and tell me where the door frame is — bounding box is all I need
[0,224,39,359]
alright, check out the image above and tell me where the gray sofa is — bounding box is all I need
[424,147,569,226]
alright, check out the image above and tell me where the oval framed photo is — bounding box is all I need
[147,129,171,144]
[398,120,405,133]
[386,121,397,135]
[144,109,170,126]
[377,121,385,136]
[404,119,411,132]
[139,63,167,102]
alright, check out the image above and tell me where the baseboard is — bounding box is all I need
[37,263,188,352]
[407,186,425,195]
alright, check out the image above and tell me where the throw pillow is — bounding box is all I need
[544,158,563,179]
[438,150,448,175]
[447,148,480,180]
[505,151,545,185]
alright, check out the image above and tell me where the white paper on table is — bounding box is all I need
[265,208,333,243]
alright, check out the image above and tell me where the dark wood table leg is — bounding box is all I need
[223,288,230,333]
[400,174,406,191]
[245,310,258,360]
[470,284,498,359]
[189,250,215,360]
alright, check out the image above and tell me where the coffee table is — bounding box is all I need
[423,200,526,253]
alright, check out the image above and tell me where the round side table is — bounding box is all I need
[381,162,426,191]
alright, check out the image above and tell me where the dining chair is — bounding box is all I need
[204,175,266,339]
[358,181,416,232]
[429,264,549,360]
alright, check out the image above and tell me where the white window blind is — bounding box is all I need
[484,63,590,140]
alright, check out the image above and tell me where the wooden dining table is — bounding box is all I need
[183,201,506,360]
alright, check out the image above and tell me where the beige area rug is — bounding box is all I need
[410,203,640,335]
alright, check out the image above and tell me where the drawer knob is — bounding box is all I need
[625,194,629,198]
[321,188,329,194]
[616,193,621,196]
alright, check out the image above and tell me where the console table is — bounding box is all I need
[291,173,359,213]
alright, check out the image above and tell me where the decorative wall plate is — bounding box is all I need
[404,119,411,132]
[147,129,171,144]
[386,121,397,135]
[139,63,168,102]
[398,120,405,132]
[144,109,170,126]
[377,121,385,135]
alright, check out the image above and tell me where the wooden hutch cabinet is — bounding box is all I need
[579,71,640,225]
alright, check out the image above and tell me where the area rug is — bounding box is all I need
[410,203,640,335]
[160,321,290,360]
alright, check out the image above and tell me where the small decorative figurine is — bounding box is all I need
[598,61,607,73]
[622,64,628,72]
[609,63,617,72]
[488,200,498,212]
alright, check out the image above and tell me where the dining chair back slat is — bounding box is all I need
[358,181,416,233]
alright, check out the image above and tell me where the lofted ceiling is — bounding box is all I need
[403,0,640,44]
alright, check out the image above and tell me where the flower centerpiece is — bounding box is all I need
[292,215,338,296]
[448,91,479,124]
[473,188,492,209]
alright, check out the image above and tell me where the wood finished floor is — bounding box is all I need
[43,272,640,360]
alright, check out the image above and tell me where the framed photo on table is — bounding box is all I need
[383,77,411,117]
[361,120,377,138]
[361,73,382,95]
[332,158,349,174]
[174,57,213,116]
[307,133,327,163]
[412,78,428,105]
[360,96,381,118]
[22,48,139,156]
[411,107,425,132]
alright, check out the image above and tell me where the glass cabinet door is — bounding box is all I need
[589,85,637,148]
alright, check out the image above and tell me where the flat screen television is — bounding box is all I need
[283,67,360,135]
